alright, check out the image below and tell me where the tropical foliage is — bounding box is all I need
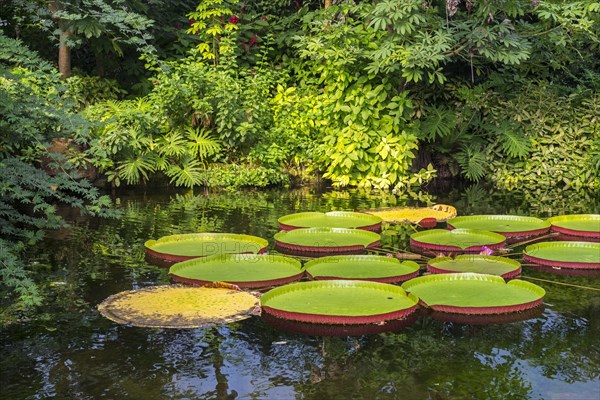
[0,33,115,307]
[1,1,599,307]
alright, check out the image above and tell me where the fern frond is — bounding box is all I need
[455,145,487,181]
[117,153,157,185]
[186,127,221,160]
[419,105,457,141]
[164,158,204,187]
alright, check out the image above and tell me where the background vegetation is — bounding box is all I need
[1,1,599,307]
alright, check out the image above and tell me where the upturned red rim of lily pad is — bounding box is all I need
[261,311,419,336]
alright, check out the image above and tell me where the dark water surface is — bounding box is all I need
[1,186,599,400]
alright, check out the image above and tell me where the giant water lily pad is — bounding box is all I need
[169,254,304,288]
[401,273,545,314]
[524,241,600,269]
[278,211,382,232]
[447,215,550,238]
[428,255,521,279]
[304,255,420,283]
[546,214,600,239]
[260,280,419,324]
[274,227,381,257]
[145,233,269,265]
[410,229,506,254]
[98,285,259,328]
[365,204,457,224]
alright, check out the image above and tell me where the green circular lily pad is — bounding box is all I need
[278,211,382,231]
[447,215,550,237]
[524,241,600,269]
[145,233,269,264]
[260,280,419,324]
[410,229,506,253]
[304,255,420,283]
[546,214,600,238]
[169,254,304,288]
[428,255,521,279]
[401,273,545,314]
[274,227,381,256]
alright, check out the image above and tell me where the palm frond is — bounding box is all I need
[164,158,204,187]
[156,131,188,157]
[186,127,221,160]
[455,145,487,181]
[117,153,157,185]
[419,105,457,141]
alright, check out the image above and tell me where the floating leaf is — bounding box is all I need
[364,204,457,224]
[169,254,303,288]
[305,255,419,283]
[261,280,419,324]
[98,285,259,328]
[278,211,382,232]
[447,215,550,238]
[402,273,545,315]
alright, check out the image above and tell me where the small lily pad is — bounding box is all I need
[278,211,382,232]
[410,229,506,254]
[274,227,381,257]
[546,214,600,239]
[304,255,420,283]
[447,215,550,238]
[428,255,521,279]
[145,233,269,265]
[401,273,545,315]
[524,241,600,269]
[169,254,304,288]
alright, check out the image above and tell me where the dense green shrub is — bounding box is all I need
[0,34,115,307]
[489,87,599,193]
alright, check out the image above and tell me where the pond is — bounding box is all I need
[1,185,599,400]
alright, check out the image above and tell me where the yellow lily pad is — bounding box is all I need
[364,204,457,224]
[98,285,259,328]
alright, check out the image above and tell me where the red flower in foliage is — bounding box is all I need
[261,15,267,21]
[248,34,257,47]
[229,15,239,24]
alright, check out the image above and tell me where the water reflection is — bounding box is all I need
[1,186,599,399]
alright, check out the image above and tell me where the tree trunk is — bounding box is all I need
[58,30,72,79]
[49,1,72,79]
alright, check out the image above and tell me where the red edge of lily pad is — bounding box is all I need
[146,246,268,266]
[418,298,544,315]
[261,304,419,325]
[523,254,600,269]
[274,240,381,257]
[426,265,521,280]
[447,224,550,238]
[550,225,600,239]
[305,270,419,284]
[409,238,505,253]
[429,305,544,325]
[169,273,305,289]
[278,221,382,233]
